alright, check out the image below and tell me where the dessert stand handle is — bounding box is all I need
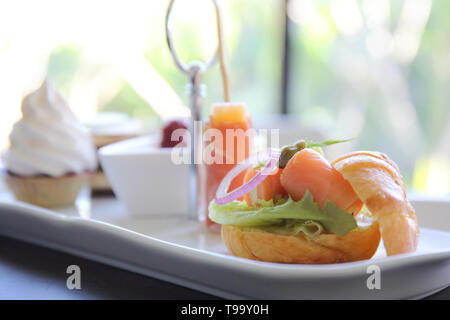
[165,0,222,220]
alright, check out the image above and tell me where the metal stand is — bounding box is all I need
[165,0,219,220]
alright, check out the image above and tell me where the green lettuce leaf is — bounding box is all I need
[208,191,357,236]
[285,220,324,237]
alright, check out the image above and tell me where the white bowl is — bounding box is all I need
[98,136,190,217]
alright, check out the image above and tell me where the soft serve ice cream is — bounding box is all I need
[3,78,97,177]
[2,77,98,207]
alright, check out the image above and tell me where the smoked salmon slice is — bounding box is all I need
[242,167,287,206]
[280,148,363,215]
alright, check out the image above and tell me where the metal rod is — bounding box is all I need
[281,0,291,114]
[165,0,220,220]
[187,62,205,220]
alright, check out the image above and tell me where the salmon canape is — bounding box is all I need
[208,139,419,264]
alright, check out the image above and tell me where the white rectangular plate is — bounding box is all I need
[0,191,448,299]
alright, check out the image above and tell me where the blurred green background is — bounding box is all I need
[0,0,449,195]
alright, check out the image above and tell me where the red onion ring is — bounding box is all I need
[214,148,281,205]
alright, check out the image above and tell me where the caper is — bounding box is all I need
[295,139,306,150]
[278,140,308,168]
[279,149,295,168]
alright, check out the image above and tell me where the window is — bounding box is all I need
[285,0,450,195]
[0,0,448,195]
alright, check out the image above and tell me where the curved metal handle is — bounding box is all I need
[165,0,224,221]
[165,0,218,75]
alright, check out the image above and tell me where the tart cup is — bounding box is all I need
[4,172,89,208]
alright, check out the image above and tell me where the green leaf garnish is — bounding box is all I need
[208,191,357,237]
[278,138,356,168]
[306,138,357,148]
